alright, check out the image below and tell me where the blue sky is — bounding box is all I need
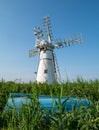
[0,0,99,82]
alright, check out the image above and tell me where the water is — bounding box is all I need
[5,93,90,112]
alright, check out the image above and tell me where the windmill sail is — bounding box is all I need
[54,33,82,48]
[42,16,53,43]
[29,49,39,57]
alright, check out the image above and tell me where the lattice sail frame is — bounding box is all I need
[29,16,82,57]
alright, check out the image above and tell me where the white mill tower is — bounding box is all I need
[29,16,82,84]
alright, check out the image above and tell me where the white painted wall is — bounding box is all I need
[36,49,55,83]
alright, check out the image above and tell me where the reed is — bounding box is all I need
[0,78,99,129]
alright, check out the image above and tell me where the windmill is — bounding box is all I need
[29,16,82,84]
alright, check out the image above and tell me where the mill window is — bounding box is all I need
[44,69,48,73]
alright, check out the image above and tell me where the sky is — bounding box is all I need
[0,0,99,82]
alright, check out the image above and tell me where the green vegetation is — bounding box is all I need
[0,78,99,130]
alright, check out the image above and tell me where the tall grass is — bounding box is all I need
[2,96,45,130]
[0,78,99,129]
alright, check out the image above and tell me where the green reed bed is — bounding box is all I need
[0,78,99,130]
